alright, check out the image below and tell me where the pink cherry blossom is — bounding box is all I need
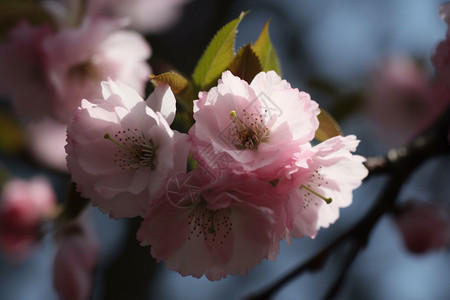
[284,135,368,239]
[137,170,286,280]
[189,71,320,181]
[431,3,450,105]
[432,39,450,103]
[53,212,99,300]
[90,0,192,33]
[366,56,447,146]
[0,22,54,120]
[66,79,191,219]
[136,135,367,280]
[25,118,69,173]
[41,0,87,29]
[0,14,151,123]
[43,16,151,122]
[395,202,450,254]
[0,177,56,260]
[439,2,450,37]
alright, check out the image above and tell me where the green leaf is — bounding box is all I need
[314,109,343,142]
[252,20,281,75]
[228,44,263,83]
[192,11,247,91]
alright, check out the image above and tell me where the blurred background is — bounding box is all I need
[1,0,449,299]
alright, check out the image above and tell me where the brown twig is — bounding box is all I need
[246,108,450,300]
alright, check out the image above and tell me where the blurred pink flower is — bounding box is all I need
[0,15,151,123]
[91,0,192,33]
[53,212,99,300]
[439,2,450,37]
[395,202,450,254]
[366,56,447,146]
[66,79,190,219]
[0,177,56,260]
[190,71,319,181]
[25,118,69,173]
[432,3,450,95]
[43,16,151,122]
[284,135,368,239]
[430,3,450,119]
[432,39,450,91]
[137,170,285,280]
[41,0,87,29]
[0,22,54,120]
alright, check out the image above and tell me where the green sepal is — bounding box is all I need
[150,72,189,94]
[314,108,343,142]
[150,72,194,107]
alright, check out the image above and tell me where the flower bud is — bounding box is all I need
[53,213,99,300]
[0,177,56,260]
[395,202,450,254]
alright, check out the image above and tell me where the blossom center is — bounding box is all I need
[228,110,269,150]
[187,202,232,245]
[104,129,158,170]
[68,60,98,80]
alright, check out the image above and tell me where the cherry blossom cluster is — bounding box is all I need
[66,71,368,280]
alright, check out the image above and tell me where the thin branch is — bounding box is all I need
[321,240,360,300]
[102,218,158,300]
[246,107,450,300]
[245,175,400,300]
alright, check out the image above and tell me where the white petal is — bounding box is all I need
[146,83,176,125]
[101,79,144,110]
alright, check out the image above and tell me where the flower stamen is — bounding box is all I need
[228,109,270,150]
[104,133,137,155]
[230,110,245,131]
[300,184,332,204]
[104,131,158,170]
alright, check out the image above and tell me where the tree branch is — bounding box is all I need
[246,107,450,300]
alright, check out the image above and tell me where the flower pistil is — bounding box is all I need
[104,130,158,170]
[228,110,269,150]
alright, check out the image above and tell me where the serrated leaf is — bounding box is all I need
[228,44,263,83]
[150,72,189,94]
[192,11,247,91]
[252,20,281,75]
[315,109,343,142]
